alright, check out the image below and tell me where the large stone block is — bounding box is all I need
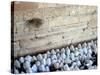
[87,15,97,28]
[79,14,95,22]
[14,22,87,41]
[14,28,96,57]
[14,41,20,51]
[23,9,43,21]
[18,22,87,50]
[14,11,24,22]
[16,22,25,33]
[36,22,87,38]
[44,6,70,18]
[88,19,97,28]
[69,5,97,16]
[48,16,80,27]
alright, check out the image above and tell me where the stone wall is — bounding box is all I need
[12,2,97,57]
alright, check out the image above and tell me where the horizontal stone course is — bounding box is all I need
[12,4,97,57]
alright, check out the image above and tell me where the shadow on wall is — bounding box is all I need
[26,18,43,28]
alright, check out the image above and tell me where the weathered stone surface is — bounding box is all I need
[14,32,35,41]
[12,4,97,57]
[23,9,44,21]
[14,11,24,23]
[16,22,25,33]
[18,24,88,50]
[14,2,69,11]
[14,24,17,34]
[69,5,97,16]
[48,16,79,27]
[14,41,20,51]
[79,14,95,22]
[14,5,97,23]
[86,6,97,14]
[14,33,96,57]
[88,20,97,28]
[14,22,87,41]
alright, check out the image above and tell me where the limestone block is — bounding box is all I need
[86,6,97,14]
[14,41,20,51]
[44,6,69,18]
[14,24,17,34]
[14,29,96,57]
[78,6,88,15]
[14,11,24,22]
[19,39,33,50]
[14,22,87,41]
[48,16,80,27]
[14,32,35,41]
[16,22,25,34]
[20,6,70,22]
[23,9,43,21]
[88,19,97,28]
[36,22,87,38]
[78,6,97,15]
[18,23,86,50]
[69,5,97,16]
[69,5,79,16]
[79,14,95,22]
[87,15,97,28]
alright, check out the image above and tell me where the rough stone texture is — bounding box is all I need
[12,2,97,57]
[13,41,20,51]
